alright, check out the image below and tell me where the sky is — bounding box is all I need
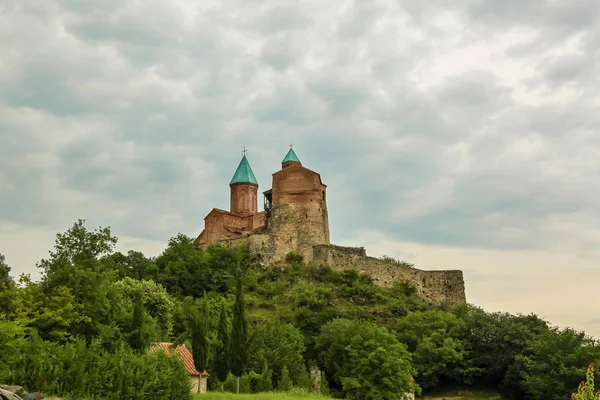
[1,0,599,338]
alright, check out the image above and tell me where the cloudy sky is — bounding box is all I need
[1,0,599,337]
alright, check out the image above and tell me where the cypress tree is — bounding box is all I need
[257,358,273,392]
[278,365,292,391]
[214,303,230,390]
[230,265,248,393]
[130,290,149,352]
[190,300,210,372]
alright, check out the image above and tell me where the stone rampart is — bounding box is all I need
[219,233,275,266]
[312,244,466,305]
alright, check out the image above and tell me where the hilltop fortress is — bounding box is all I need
[195,149,466,305]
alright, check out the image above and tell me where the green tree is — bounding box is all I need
[518,327,600,400]
[0,253,11,286]
[154,236,239,297]
[0,254,16,315]
[316,318,418,399]
[255,359,273,392]
[396,309,471,389]
[231,265,248,393]
[109,250,158,281]
[0,316,28,381]
[278,365,292,391]
[189,299,210,372]
[247,321,306,386]
[454,304,550,397]
[37,220,122,344]
[320,370,331,395]
[30,285,85,342]
[129,290,150,352]
[214,303,230,388]
[113,277,175,339]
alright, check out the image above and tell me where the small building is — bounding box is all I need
[149,342,209,393]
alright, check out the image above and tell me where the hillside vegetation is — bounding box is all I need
[1,220,599,400]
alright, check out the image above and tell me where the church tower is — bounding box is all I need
[265,147,330,262]
[229,154,258,215]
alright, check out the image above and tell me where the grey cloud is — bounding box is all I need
[465,0,599,30]
[2,0,600,259]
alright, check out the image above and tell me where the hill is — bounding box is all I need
[1,220,599,400]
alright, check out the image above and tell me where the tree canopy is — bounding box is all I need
[1,219,599,400]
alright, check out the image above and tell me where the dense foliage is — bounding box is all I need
[1,219,599,400]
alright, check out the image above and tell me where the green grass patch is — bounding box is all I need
[195,389,333,400]
[420,388,506,400]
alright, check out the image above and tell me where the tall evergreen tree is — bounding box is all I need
[230,265,248,393]
[278,365,292,391]
[214,303,230,389]
[129,290,150,352]
[190,300,210,372]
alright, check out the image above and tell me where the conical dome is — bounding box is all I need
[230,155,258,185]
[282,148,300,164]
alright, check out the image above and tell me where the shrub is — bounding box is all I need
[5,338,191,400]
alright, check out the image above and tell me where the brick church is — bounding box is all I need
[195,148,329,253]
[193,147,466,306]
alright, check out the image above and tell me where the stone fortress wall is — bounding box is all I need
[219,226,466,306]
[312,244,466,305]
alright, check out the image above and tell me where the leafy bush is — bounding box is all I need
[4,337,191,400]
[315,318,418,399]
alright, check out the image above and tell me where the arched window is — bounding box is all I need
[322,190,326,201]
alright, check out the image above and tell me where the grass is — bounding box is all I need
[421,388,506,400]
[193,388,505,400]
[194,389,332,399]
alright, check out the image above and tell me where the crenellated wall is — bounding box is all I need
[312,244,466,305]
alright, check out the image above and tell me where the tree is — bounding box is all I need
[214,304,230,389]
[189,299,210,372]
[454,304,551,397]
[230,265,248,393]
[0,254,15,314]
[278,365,292,391]
[0,253,11,287]
[247,321,306,387]
[518,327,600,400]
[36,220,122,343]
[255,359,273,392]
[396,309,471,388]
[129,290,150,352]
[316,318,418,399]
[109,250,158,281]
[113,277,175,339]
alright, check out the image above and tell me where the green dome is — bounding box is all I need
[282,148,300,164]
[230,155,258,185]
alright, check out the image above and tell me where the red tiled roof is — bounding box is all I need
[149,342,200,376]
